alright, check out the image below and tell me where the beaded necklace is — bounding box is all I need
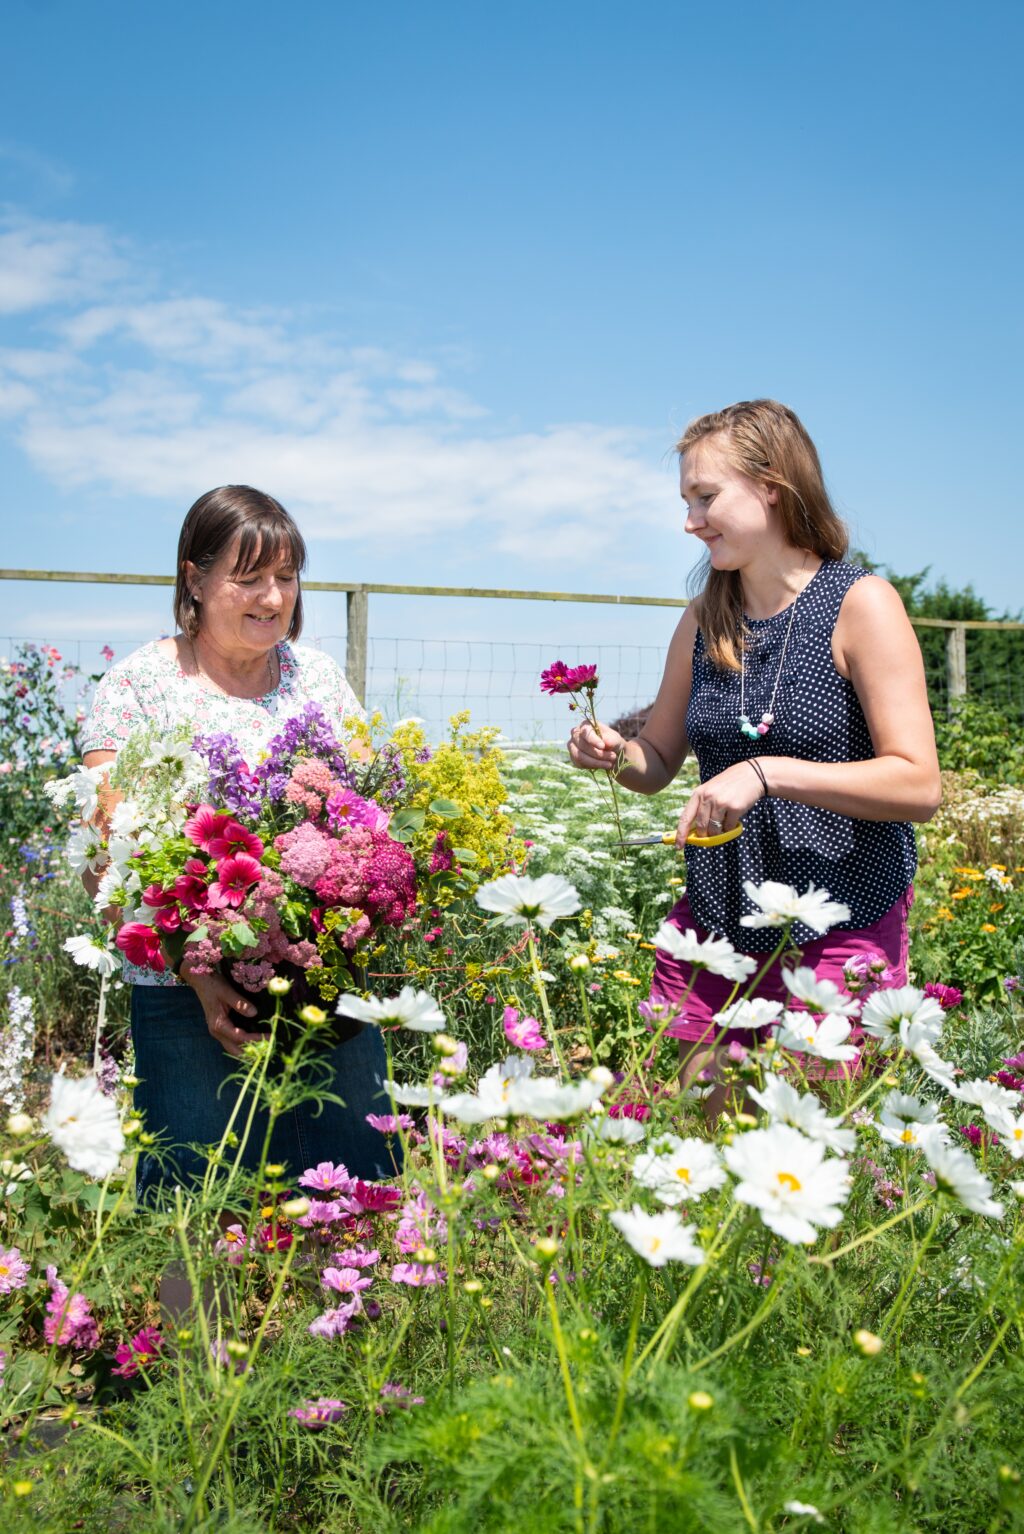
[737,588,801,739]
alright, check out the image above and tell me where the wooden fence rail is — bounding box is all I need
[1,567,1022,710]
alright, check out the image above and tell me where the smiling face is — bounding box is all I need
[187,535,299,659]
[679,435,780,571]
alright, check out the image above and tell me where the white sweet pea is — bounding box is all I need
[335,987,445,1032]
[860,986,945,1045]
[608,1205,705,1267]
[723,1123,850,1245]
[781,966,860,1018]
[63,934,119,978]
[774,1011,860,1063]
[652,924,757,984]
[475,873,581,929]
[632,1133,726,1203]
[748,1075,856,1154]
[739,881,850,935]
[713,998,785,1031]
[43,1072,125,1180]
[921,1140,1003,1218]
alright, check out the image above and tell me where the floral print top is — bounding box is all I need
[82,640,364,986]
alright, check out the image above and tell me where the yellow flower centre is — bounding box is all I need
[648,1237,662,1253]
[777,1171,802,1193]
[675,1167,691,1182]
[1014,1128,1023,1142]
[900,1128,916,1144]
[0,1263,9,1277]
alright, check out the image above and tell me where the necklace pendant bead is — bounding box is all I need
[756,722,770,735]
[761,712,774,725]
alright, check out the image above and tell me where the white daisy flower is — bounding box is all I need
[713,998,785,1031]
[632,1133,726,1203]
[782,966,860,1018]
[335,987,445,1032]
[723,1123,850,1245]
[586,1115,647,1145]
[43,1072,125,1180]
[475,873,581,929]
[739,882,850,935]
[62,934,119,979]
[774,1011,860,1063]
[748,1075,856,1154]
[921,1140,1003,1218]
[607,1205,705,1267]
[652,924,757,984]
[860,986,945,1045]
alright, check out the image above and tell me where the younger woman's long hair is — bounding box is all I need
[678,399,848,670]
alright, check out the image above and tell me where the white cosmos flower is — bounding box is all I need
[1010,1181,1024,1200]
[586,1115,647,1145]
[475,872,581,929]
[950,1078,1019,1117]
[608,1205,705,1267]
[980,1106,1024,1157]
[440,1056,604,1124]
[387,1080,448,1107]
[335,987,445,1032]
[62,934,119,978]
[859,986,945,1045]
[92,864,127,911]
[876,1105,948,1152]
[651,924,757,984]
[632,1134,726,1203]
[774,1011,860,1063]
[748,1075,856,1154]
[505,1074,604,1121]
[782,966,860,1018]
[42,1072,125,1180]
[65,825,108,876]
[739,881,850,935]
[903,1032,958,1092]
[921,1140,1003,1218]
[713,998,785,1031]
[109,799,144,838]
[723,1124,850,1245]
[439,1056,536,1123]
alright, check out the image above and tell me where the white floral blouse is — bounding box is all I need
[82,640,364,986]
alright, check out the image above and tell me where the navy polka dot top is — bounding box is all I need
[684,559,917,952]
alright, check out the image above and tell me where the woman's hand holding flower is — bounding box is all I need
[567,720,626,774]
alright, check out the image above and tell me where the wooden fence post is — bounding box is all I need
[946,623,967,712]
[346,587,368,704]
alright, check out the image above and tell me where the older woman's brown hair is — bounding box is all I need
[174,485,308,641]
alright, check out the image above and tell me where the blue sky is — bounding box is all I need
[0,1,1020,729]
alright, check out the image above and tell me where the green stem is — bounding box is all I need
[809,1195,933,1265]
[693,1267,786,1372]
[729,1443,760,1532]
[882,1204,943,1336]
[637,1201,740,1368]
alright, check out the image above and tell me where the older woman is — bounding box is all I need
[82,484,398,1201]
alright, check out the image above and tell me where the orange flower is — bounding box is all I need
[951,888,975,900]
[981,922,998,933]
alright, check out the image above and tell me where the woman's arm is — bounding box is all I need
[81,748,119,901]
[568,605,697,794]
[676,577,941,839]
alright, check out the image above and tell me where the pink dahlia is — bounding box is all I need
[116,922,165,972]
[326,787,391,834]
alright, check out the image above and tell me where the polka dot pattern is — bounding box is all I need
[684,560,917,952]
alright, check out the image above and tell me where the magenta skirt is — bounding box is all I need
[650,887,914,1048]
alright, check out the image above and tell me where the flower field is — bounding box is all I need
[1,644,1023,1533]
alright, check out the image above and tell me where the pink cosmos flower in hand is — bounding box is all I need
[116,922,166,972]
[503,1005,548,1051]
[207,853,263,910]
[540,660,599,695]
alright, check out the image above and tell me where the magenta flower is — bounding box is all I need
[391,1262,444,1287]
[503,1005,548,1052]
[332,1246,381,1268]
[112,1325,164,1378]
[214,1224,250,1266]
[44,1267,99,1349]
[540,660,599,695]
[289,1396,347,1426]
[326,787,390,833]
[377,1381,425,1412]
[350,1180,402,1214]
[206,818,264,861]
[184,805,235,853]
[366,1112,415,1134]
[206,852,263,910]
[298,1161,354,1195]
[0,1245,30,1294]
[308,1302,360,1339]
[100,644,115,663]
[115,922,165,973]
[924,981,963,1011]
[322,1266,374,1300]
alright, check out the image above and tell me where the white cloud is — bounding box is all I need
[0,211,677,565]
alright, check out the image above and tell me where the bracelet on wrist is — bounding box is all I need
[746,757,771,799]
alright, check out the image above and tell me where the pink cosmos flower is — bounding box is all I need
[366,1112,415,1134]
[116,922,165,972]
[112,1325,164,1378]
[391,1262,444,1287]
[376,1381,425,1412]
[298,1161,354,1195]
[289,1396,347,1426]
[540,660,599,695]
[296,1199,348,1228]
[0,1245,30,1293]
[503,1005,548,1052]
[322,1266,373,1300]
[206,852,263,910]
[332,1246,381,1268]
[308,1302,359,1340]
[349,1180,402,1214]
[214,1224,250,1266]
[44,1266,99,1349]
[924,982,963,1011]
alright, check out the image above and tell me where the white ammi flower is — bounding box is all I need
[859,986,945,1045]
[651,924,757,984]
[713,998,785,1031]
[921,1140,1003,1218]
[632,1134,726,1203]
[739,881,850,934]
[774,1011,860,1063]
[748,1075,856,1155]
[475,873,581,929]
[723,1124,850,1245]
[335,987,445,1032]
[781,966,860,1018]
[43,1072,125,1180]
[608,1205,705,1267]
[63,935,119,979]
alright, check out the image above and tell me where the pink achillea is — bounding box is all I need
[276,821,335,887]
[44,1266,99,1349]
[285,758,338,816]
[0,1245,29,1293]
[112,1325,164,1378]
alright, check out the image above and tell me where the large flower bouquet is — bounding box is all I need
[52,703,516,1041]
